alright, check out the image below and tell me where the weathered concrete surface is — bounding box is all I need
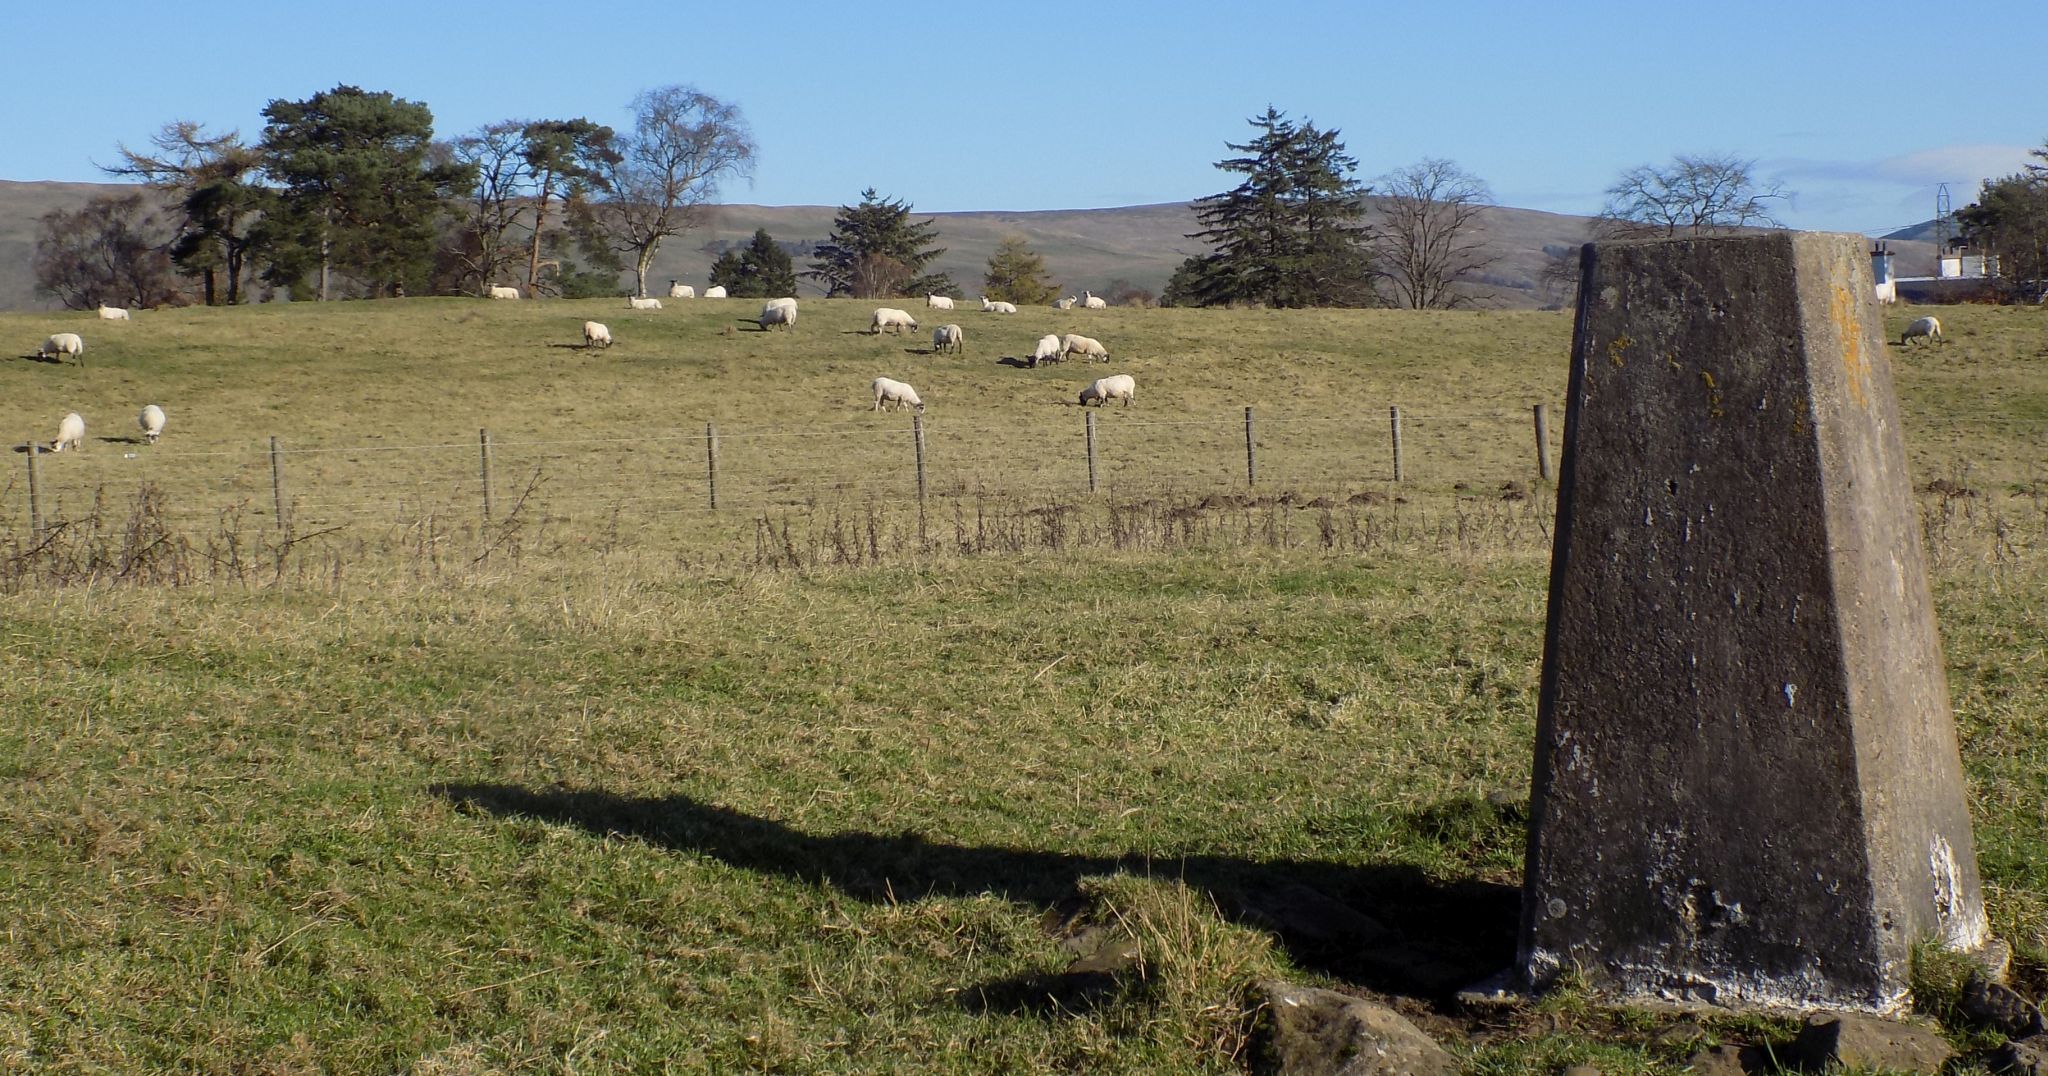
[1518,232,1988,1012]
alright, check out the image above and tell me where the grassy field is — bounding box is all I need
[1,299,2046,1072]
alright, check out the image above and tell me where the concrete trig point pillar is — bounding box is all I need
[1518,232,1990,1012]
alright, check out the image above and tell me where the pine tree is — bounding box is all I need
[981,235,1058,305]
[806,188,953,298]
[739,229,797,297]
[707,249,748,293]
[1183,107,1375,307]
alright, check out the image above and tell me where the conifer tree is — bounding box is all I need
[806,188,953,298]
[1183,107,1376,307]
[981,235,1057,305]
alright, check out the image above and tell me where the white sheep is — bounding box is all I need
[51,412,85,452]
[1082,290,1108,309]
[1030,333,1064,367]
[39,332,85,363]
[139,404,165,444]
[628,297,662,311]
[98,305,131,321]
[668,281,696,299]
[871,308,919,335]
[927,294,956,310]
[583,321,613,349]
[1054,297,1076,310]
[1901,315,1943,346]
[1060,333,1109,362]
[872,376,925,412]
[702,285,728,299]
[980,297,1019,314]
[487,285,520,300]
[1079,374,1135,408]
[933,323,964,354]
[758,297,798,330]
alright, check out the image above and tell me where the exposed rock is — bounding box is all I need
[1680,1044,1761,1075]
[1994,1033,2048,1075]
[1964,974,2045,1038]
[1248,980,1457,1076]
[1792,1011,1952,1073]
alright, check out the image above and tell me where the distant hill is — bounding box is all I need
[0,179,1608,312]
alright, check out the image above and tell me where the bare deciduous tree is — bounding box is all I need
[1374,158,1495,309]
[34,192,180,309]
[448,120,534,294]
[597,85,755,298]
[1599,153,1787,238]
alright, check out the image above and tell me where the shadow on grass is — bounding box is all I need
[432,781,1518,1000]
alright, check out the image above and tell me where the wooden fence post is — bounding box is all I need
[1244,406,1257,488]
[269,436,289,533]
[25,442,43,542]
[706,422,720,510]
[912,413,928,504]
[1533,403,1553,482]
[1085,411,1099,494]
[479,428,495,522]
[1389,405,1405,484]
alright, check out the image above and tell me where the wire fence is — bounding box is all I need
[4,404,1569,538]
[6,401,2046,581]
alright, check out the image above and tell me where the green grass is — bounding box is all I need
[1,299,2045,1071]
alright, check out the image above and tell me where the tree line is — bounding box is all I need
[48,86,1922,312]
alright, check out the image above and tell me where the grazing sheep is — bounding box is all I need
[1060,333,1109,362]
[1082,290,1108,309]
[583,321,613,349]
[980,297,1019,314]
[1901,315,1943,346]
[39,332,85,363]
[871,376,924,412]
[702,285,728,299]
[98,305,131,321]
[871,307,919,335]
[668,281,696,299]
[1078,374,1136,408]
[1054,297,1076,310]
[51,412,85,452]
[927,294,956,310]
[487,285,520,300]
[758,297,798,330]
[628,297,662,310]
[1030,333,1064,368]
[139,404,165,444]
[933,323,964,354]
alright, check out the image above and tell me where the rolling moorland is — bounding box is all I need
[0,179,1946,314]
[2,298,2046,1071]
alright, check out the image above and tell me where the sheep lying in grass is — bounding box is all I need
[871,308,919,335]
[40,332,84,363]
[1060,333,1109,362]
[927,294,955,310]
[1901,315,1942,346]
[932,324,963,354]
[1054,297,1076,310]
[1030,334,1064,368]
[98,305,131,321]
[583,321,613,349]
[1082,291,1108,309]
[51,412,85,452]
[980,297,1018,314]
[1079,374,1135,408]
[702,286,728,299]
[628,297,662,310]
[139,404,165,444]
[872,377,924,412]
[487,285,520,300]
[668,281,695,299]
[758,297,798,330]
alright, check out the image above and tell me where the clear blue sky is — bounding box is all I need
[6,1,2042,235]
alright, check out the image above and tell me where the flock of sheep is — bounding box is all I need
[29,306,169,453]
[544,285,1138,413]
